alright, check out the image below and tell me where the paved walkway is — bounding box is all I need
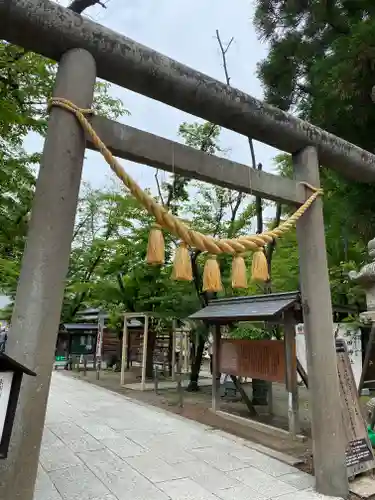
[34,373,338,500]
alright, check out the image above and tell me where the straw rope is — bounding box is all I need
[49,98,323,255]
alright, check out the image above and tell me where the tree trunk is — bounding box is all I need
[187,334,206,392]
[251,378,269,405]
[187,250,213,390]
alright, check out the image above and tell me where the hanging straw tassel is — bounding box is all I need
[251,248,269,282]
[202,255,223,292]
[172,243,193,281]
[232,254,248,289]
[146,223,165,265]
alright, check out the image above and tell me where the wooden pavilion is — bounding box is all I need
[189,292,367,440]
[189,292,302,438]
[120,313,191,391]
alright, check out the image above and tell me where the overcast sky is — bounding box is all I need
[24,0,279,193]
[2,0,281,308]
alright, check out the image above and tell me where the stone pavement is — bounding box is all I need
[34,373,339,500]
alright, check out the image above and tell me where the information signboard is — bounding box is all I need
[219,339,286,383]
[336,339,375,477]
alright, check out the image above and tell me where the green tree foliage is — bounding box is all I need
[64,119,258,384]
[275,153,365,308]
[75,191,199,325]
[253,3,373,307]
[0,41,126,299]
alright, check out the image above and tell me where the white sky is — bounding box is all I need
[24,0,280,193]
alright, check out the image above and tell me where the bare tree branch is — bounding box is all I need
[215,29,248,240]
[227,192,244,238]
[255,162,263,234]
[213,189,226,237]
[247,136,257,170]
[215,29,263,236]
[215,28,284,301]
[265,203,282,278]
[69,0,107,14]
[154,170,166,206]
[230,193,243,224]
[72,213,91,242]
[215,30,234,85]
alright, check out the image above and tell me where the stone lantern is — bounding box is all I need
[349,237,375,400]
[349,237,375,325]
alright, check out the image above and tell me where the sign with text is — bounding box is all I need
[219,339,285,383]
[296,323,362,386]
[346,438,373,468]
[336,339,375,477]
[96,318,104,358]
[0,372,13,439]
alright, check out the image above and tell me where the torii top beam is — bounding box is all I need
[1,0,375,182]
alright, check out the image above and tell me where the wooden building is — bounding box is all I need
[55,308,144,365]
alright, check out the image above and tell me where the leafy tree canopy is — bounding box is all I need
[253,0,373,310]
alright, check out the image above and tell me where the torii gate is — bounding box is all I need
[2,1,375,498]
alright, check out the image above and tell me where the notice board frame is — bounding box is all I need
[219,339,286,383]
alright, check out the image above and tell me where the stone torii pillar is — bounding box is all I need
[349,237,375,394]
[0,49,96,500]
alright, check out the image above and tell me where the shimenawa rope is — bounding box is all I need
[48,98,323,290]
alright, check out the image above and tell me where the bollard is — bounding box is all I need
[83,356,87,376]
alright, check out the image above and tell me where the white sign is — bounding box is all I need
[0,372,13,438]
[296,323,362,387]
[96,330,102,357]
[96,320,104,358]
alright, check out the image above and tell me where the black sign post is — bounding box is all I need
[336,339,375,477]
[0,353,36,459]
[346,438,374,468]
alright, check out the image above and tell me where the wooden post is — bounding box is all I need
[267,381,273,415]
[284,311,300,438]
[172,320,176,381]
[183,331,189,373]
[229,375,257,417]
[297,358,309,388]
[0,49,96,500]
[120,316,128,386]
[211,325,221,412]
[154,365,159,395]
[141,315,149,391]
[293,146,348,497]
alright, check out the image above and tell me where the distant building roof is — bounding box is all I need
[76,308,109,320]
[61,323,98,331]
[188,292,300,324]
[76,308,144,327]
[77,314,109,321]
[77,308,100,315]
[126,319,143,327]
[60,319,143,332]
